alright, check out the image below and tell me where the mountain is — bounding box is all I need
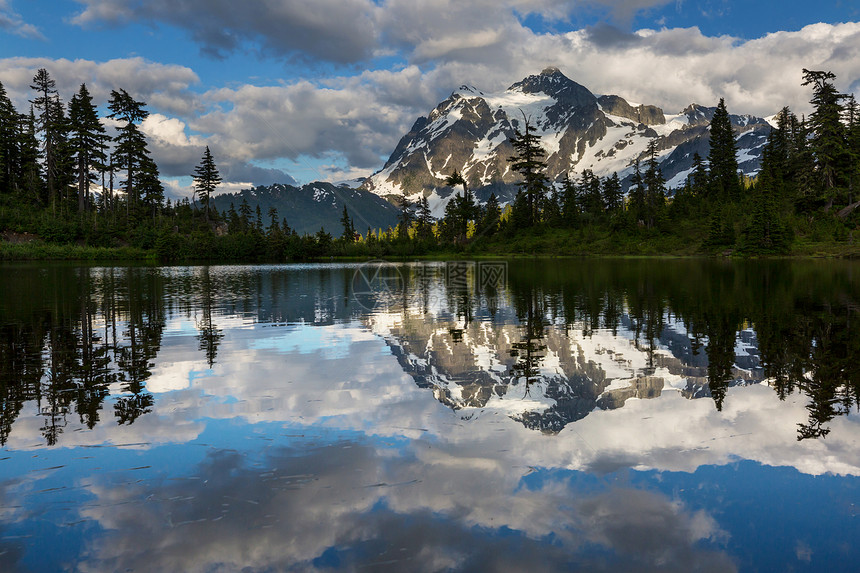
[210,181,399,236]
[361,67,772,213]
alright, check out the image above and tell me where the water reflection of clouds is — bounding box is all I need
[5,318,859,479]
[71,440,736,573]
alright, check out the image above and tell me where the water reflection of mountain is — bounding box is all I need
[371,310,765,434]
[0,260,858,445]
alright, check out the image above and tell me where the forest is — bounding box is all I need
[0,68,859,260]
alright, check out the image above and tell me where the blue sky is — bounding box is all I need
[1,0,860,196]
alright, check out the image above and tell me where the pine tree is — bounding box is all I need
[580,169,603,218]
[444,169,476,241]
[69,83,109,213]
[688,152,709,196]
[643,140,666,228]
[561,172,580,228]
[742,155,790,254]
[138,154,164,219]
[803,69,849,207]
[478,192,501,237]
[629,159,646,224]
[707,98,740,201]
[395,190,412,240]
[18,108,42,203]
[602,172,623,214]
[416,195,434,241]
[507,115,549,226]
[30,68,59,210]
[846,95,860,204]
[192,146,222,222]
[340,205,355,242]
[0,81,19,194]
[108,89,150,216]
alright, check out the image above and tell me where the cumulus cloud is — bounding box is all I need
[0,0,43,39]
[72,0,380,63]
[4,12,860,186]
[0,56,200,115]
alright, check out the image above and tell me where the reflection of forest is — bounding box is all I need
[378,260,860,438]
[0,261,858,445]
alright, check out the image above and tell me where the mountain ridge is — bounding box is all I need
[361,67,772,212]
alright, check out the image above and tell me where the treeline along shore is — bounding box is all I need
[1,68,859,261]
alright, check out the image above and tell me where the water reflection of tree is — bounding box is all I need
[510,288,547,397]
[195,267,224,368]
[0,267,164,444]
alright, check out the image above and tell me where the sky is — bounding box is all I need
[1,0,860,198]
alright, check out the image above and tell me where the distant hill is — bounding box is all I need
[210,182,399,236]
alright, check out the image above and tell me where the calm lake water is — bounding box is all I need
[0,259,858,572]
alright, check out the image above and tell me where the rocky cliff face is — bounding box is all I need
[362,67,773,212]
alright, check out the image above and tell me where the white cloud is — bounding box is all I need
[0,0,43,39]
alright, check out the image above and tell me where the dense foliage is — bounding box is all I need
[1,68,859,261]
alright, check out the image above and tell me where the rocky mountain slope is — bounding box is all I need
[362,67,773,213]
[211,181,399,236]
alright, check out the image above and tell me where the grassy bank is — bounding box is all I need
[0,242,153,262]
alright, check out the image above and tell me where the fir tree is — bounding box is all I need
[192,146,222,222]
[30,68,59,210]
[803,69,849,207]
[395,190,412,240]
[507,115,549,226]
[688,152,709,196]
[107,89,150,216]
[707,98,740,201]
[0,81,19,193]
[416,195,434,241]
[643,140,666,228]
[69,83,109,213]
[602,172,623,214]
[340,205,355,242]
[478,192,501,237]
[561,172,580,228]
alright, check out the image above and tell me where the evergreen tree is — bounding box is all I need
[561,172,580,228]
[543,188,562,227]
[688,152,709,196]
[30,68,59,210]
[444,169,476,241]
[238,198,253,230]
[0,81,18,194]
[803,69,849,207]
[137,154,164,219]
[416,195,435,241]
[643,140,666,228]
[192,146,222,222]
[107,89,150,216]
[602,172,623,214]
[846,95,860,204]
[340,205,355,242]
[507,115,549,226]
[69,84,109,213]
[629,159,646,224]
[478,192,501,237]
[742,142,790,254]
[707,98,740,201]
[395,190,412,240]
[18,108,42,203]
[580,169,603,218]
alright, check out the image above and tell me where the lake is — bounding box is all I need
[0,259,858,572]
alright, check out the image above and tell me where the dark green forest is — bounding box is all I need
[1,68,859,261]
